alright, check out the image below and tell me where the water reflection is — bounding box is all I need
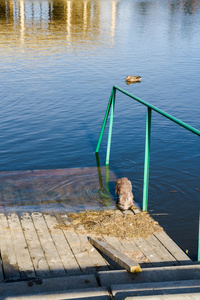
[0,0,199,52]
[169,0,199,15]
[0,0,118,50]
[19,0,25,44]
[95,152,111,199]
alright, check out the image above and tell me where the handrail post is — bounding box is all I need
[143,107,152,211]
[106,87,116,165]
[198,211,200,261]
[95,88,114,153]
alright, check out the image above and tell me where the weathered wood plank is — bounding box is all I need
[89,237,142,273]
[102,235,127,269]
[44,214,81,275]
[61,228,96,273]
[134,237,163,266]
[119,238,152,267]
[154,230,192,263]
[0,213,20,280]
[77,234,109,271]
[7,213,35,279]
[103,235,125,253]
[130,206,141,214]
[31,212,66,276]
[20,213,51,278]
[145,234,177,266]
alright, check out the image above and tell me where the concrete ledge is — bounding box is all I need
[113,293,200,300]
[111,279,200,299]
[0,287,110,300]
[98,264,200,286]
[0,274,98,297]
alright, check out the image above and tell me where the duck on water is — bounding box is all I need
[126,75,142,83]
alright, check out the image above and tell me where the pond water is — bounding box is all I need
[0,0,200,259]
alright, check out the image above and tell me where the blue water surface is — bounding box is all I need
[0,0,200,259]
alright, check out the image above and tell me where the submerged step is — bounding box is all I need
[0,167,117,214]
[98,264,200,286]
[111,279,200,299]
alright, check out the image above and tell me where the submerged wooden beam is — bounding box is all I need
[89,237,142,273]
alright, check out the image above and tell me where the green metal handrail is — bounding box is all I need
[96,85,200,212]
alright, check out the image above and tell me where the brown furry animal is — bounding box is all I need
[115,177,134,210]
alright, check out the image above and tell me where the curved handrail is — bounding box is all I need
[96,85,200,212]
[113,85,200,136]
[96,85,200,259]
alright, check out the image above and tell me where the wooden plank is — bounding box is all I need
[62,229,96,273]
[77,234,109,271]
[103,235,125,253]
[134,237,163,266]
[154,230,192,263]
[102,235,133,270]
[20,213,51,278]
[31,212,66,276]
[130,206,141,214]
[119,238,152,267]
[145,234,178,266]
[7,213,35,279]
[60,213,97,271]
[44,214,81,275]
[102,235,127,269]
[0,213,20,280]
[89,237,142,273]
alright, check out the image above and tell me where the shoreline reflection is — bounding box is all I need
[0,0,199,53]
[0,0,119,51]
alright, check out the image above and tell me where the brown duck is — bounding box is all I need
[126,75,142,83]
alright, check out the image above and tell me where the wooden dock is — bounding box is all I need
[0,210,192,282]
[0,167,197,299]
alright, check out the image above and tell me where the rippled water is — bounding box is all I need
[0,0,200,259]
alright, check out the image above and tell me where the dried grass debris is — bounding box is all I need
[55,209,163,239]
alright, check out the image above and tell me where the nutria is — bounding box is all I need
[115,177,134,210]
[126,75,142,83]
